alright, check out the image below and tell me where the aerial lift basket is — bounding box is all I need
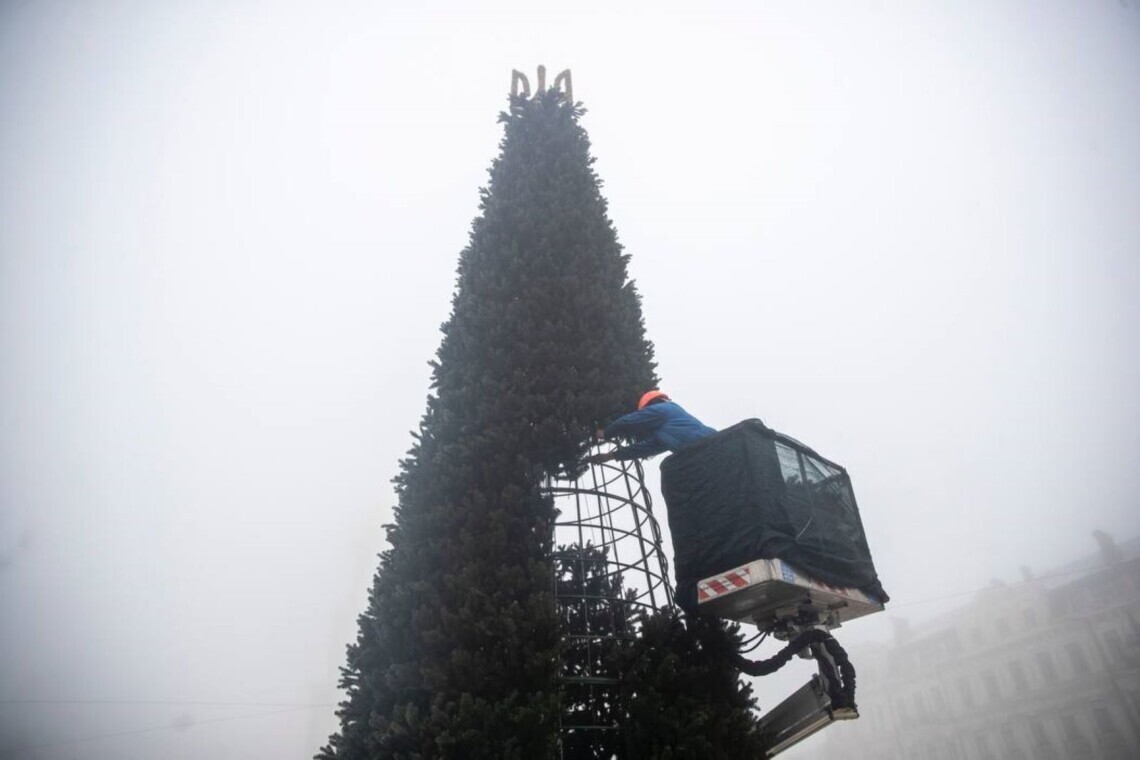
[661,418,887,615]
[660,419,888,757]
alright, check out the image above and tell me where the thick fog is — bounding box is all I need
[2,1,1138,757]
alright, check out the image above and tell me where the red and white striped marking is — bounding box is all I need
[807,576,851,597]
[698,567,752,602]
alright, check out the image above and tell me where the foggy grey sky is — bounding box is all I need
[2,1,1138,757]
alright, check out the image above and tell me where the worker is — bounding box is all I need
[587,390,716,464]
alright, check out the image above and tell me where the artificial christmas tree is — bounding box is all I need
[319,83,759,759]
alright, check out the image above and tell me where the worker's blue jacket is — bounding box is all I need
[604,401,717,461]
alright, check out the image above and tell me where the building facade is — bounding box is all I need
[813,533,1140,759]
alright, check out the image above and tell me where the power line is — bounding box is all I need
[0,704,323,757]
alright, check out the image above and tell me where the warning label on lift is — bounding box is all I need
[697,567,752,602]
[697,557,884,629]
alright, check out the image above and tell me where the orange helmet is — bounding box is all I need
[638,390,670,410]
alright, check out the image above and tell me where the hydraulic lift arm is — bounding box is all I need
[756,672,857,757]
[699,558,883,757]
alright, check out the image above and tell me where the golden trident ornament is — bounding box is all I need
[511,65,573,103]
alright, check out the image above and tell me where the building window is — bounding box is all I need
[982,669,1001,702]
[1066,641,1091,675]
[895,697,909,722]
[1008,659,1029,691]
[1105,629,1124,658]
[1000,725,1016,752]
[946,629,962,655]
[1001,723,1027,759]
[1093,704,1128,757]
[1036,650,1058,683]
[1061,713,1093,754]
[929,685,947,713]
[956,677,975,709]
[1028,716,1060,760]
[973,732,994,760]
[914,690,928,721]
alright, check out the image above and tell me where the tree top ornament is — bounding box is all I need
[511,65,573,102]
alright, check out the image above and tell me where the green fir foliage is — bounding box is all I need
[612,611,765,758]
[319,90,655,758]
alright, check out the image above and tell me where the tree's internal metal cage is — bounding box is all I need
[545,449,674,756]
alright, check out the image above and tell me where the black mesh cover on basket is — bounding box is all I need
[660,419,889,612]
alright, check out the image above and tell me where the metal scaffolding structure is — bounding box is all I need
[545,447,674,756]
